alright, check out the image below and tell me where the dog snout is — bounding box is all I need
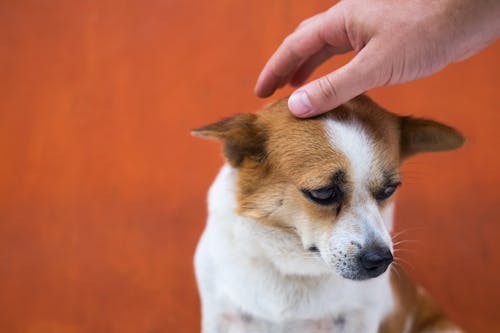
[358,246,393,278]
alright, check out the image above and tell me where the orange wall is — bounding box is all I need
[0,1,499,332]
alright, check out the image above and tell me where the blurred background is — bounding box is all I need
[0,0,499,332]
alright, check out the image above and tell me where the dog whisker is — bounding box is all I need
[393,256,415,272]
[390,262,402,281]
[392,239,420,247]
[393,248,413,254]
[391,227,426,240]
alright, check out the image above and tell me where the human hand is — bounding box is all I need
[255,0,500,117]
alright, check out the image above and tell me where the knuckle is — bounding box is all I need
[282,39,301,63]
[315,76,338,103]
[296,17,312,30]
[282,34,296,47]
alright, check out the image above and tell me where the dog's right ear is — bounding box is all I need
[191,114,267,167]
[399,116,465,160]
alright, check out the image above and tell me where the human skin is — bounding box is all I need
[254,0,500,117]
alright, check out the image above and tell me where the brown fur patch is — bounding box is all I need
[236,99,350,227]
[234,96,407,229]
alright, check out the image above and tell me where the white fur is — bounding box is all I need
[195,164,395,333]
[323,119,393,263]
[324,119,374,184]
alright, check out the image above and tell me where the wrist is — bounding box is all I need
[443,0,500,61]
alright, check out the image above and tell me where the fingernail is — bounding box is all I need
[288,90,312,115]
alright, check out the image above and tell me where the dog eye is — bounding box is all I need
[375,183,401,201]
[302,186,343,206]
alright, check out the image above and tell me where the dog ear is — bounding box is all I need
[399,116,465,160]
[192,114,267,167]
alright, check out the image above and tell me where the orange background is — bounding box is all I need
[0,1,499,332]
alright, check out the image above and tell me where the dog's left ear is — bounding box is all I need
[192,114,267,167]
[399,116,465,160]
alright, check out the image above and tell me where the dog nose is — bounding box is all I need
[359,247,393,278]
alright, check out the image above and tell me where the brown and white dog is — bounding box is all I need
[193,95,464,333]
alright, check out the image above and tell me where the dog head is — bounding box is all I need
[193,95,464,280]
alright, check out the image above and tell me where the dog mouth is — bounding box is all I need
[342,263,392,280]
[308,245,321,253]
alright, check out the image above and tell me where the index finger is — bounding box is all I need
[254,4,347,97]
[254,18,327,98]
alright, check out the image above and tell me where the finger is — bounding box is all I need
[289,45,338,87]
[288,42,385,117]
[295,12,323,31]
[273,15,327,90]
[255,3,352,98]
[272,13,326,89]
[255,20,327,97]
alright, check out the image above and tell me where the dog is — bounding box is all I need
[193,95,465,333]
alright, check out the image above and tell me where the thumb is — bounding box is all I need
[288,44,384,117]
